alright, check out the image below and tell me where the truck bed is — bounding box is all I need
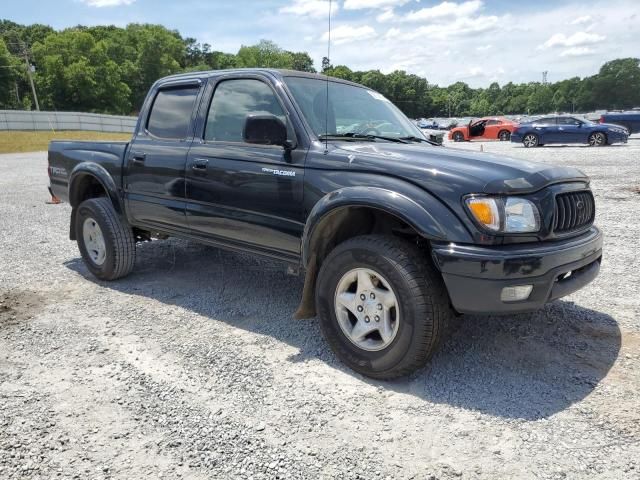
[48,140,129,202]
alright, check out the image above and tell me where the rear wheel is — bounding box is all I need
[523,133,539,148]
[315,235,452,379]
[498,130,511,141]
[588,132,606,146]
[75,197,135,280]
[452,131,464,142]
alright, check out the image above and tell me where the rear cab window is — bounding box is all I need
[146,86,200,140]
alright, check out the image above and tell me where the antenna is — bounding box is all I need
[324,0,332,154]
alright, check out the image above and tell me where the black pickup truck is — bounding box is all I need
[48,69,603,379]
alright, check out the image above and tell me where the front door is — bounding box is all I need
[125,83,201,230]
[556,117,585,143]
[185,76,305,259]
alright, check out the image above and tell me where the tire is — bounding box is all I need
[522,133,539,148]
[498,130,511,141]
[75,197,135,280]
[588,131,606,147]
[315,235,452,379]
[452,131,465,142]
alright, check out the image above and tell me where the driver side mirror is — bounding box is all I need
[243,115,291,148]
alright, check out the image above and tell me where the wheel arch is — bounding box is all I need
[294,186,468,319]
[68,163,124,240]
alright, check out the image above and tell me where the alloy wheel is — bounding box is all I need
[82,217,106,265]
[523,134,538,148]
[334,267,400,352]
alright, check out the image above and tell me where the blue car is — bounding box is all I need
[511,115,629,148]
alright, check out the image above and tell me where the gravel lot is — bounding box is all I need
[1,138,639,479]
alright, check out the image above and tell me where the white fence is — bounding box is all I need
[0,110,137,133]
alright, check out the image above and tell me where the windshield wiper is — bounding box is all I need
[319,132,409,144]
[398,135,441,146]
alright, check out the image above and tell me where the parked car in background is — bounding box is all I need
[599,112,640,134]
[416,118,439,129]
[511,115,629,148]
[448,116,518,142]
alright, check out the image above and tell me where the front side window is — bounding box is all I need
[147,87,199,139]
[205,79,286,142]
[283,76,423,139]
[557,117,582,126]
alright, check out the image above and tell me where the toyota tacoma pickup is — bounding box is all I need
[48,69,603,379]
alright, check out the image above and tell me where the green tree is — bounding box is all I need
[0,38,22,108]
[591,58,640,109]
[237,40,293,69]
[526,84,553,114]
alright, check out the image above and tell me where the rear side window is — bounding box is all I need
[487,119,502,125]
[205,79,286,142]
[147,87,199,139]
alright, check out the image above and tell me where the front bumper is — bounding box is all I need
[607,131,629,144]
[431,227,603,314]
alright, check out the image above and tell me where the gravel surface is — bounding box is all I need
[1,138,639,479]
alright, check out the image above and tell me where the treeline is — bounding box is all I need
[1,20,639,118]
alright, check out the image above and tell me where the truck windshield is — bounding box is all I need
[283,76,424,140]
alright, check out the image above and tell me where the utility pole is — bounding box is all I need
[23,48,40,111]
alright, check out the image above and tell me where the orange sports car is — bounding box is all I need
[448,116,518,142]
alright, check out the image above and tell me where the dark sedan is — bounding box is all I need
[511,116,629,147]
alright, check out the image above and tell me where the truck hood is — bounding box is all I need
[332,142,588,195]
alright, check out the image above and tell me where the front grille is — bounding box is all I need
[552,191,595,233]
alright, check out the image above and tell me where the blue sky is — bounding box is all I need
[3,0,639,87]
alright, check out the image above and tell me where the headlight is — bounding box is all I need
[609,127,628,134]
[465,196,540,233]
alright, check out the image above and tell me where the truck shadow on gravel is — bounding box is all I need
[64,239,621,421]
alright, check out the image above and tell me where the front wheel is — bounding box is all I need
[523,133,539,148]
[498,130,511,141]
[75,197,136,280]
[315,235,452,379]
[588,132,606,146]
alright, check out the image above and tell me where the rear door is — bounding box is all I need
[125,82,203,230]
[533,117,558,143]
[185,74,305,259]
[484,119,501,139]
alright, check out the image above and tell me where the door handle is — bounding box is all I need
[131,152,146,164]
[191,159,209,171]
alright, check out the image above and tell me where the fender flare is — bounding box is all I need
[68,162,124,214]
[301,186,470,267]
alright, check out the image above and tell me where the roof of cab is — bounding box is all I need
[156,68,367,89]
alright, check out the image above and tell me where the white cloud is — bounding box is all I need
[321,24,377,45]
[542,31,605,48]
[235,0,637,87]
[344,0,410,10]
[376,9,396,22]
[401,0,483,22]
[571,15,593,25]
[279,0,336,18]
[80,0,135,6]
[560,47,596,57]
[385,27,401,38]
[399,15,500,40]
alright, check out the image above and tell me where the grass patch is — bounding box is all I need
[0,130,131,154]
